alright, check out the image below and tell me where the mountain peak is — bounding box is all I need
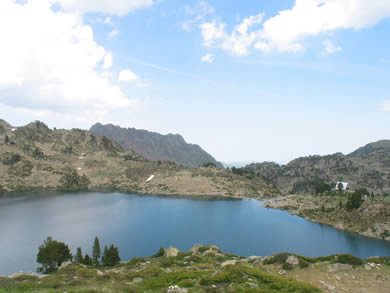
[90,123,222,168]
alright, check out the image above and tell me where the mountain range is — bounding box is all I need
[244,140,390,194]
[90,123,222,168]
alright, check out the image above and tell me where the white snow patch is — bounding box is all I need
[146,175,154,182]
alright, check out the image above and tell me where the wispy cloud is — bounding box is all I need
[108,29,120,38]
[321,40,343,55]
[200,53,214,63]
[180,1,215,32]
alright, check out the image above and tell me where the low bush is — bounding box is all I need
[282,263,293,271]
[334,254,363,266]
[151,247,165,258]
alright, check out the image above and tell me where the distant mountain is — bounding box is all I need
[348,140,390,158]
[90,123,223,168]
[223,162,255,168]
[244,140,390,195]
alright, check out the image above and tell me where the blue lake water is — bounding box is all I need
[0,192,389,275]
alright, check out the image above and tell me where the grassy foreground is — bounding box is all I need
[1,245,390,292]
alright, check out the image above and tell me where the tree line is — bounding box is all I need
[37,236,120,273]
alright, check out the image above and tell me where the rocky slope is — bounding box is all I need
[2,244,390,293]
[90,123,223,168]
[264,195,390,241]
[245,140,390,194]
[0,120,273,197]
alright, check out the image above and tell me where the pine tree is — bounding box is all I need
[74,247,84,263]
[102,244,120,266]
[92,236,101,265]
[102,245,108,265]
[83,254,92,265]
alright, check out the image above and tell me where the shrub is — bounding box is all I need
[282,262,293,270]
[59,168,89,191]
[263,253,290,265]
[1,152,21,165]
[334,254,363,266]
[152,247,165,258]
[298,260,309,268]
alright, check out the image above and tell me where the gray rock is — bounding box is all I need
[247,282,258,288]
[167,285,188,292]
[190,243,201,255]
[8,271,24,279]
[96,270,104,276]
[286,255,299,267]
[247,256,263,263]
[59,261,72,269]
[221,260,237,267]
[328,264,353,273]
[132,277,143,283]
[165,246,180,257]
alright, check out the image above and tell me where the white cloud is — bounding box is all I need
[200,0,390,54]
[103,52,113,69]
[0,0,135,123]
[119,69,138,82]
[181,1,215,32]
[104,17,113,25]
[201,13,264,56]
[108,29,120,38]
[57,0,154,16]
[322,40,342,55]
[200,53,214,63]
[382,101,390,111]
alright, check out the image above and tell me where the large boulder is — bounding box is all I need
[190,243,201,255]
[286,255,299,267]
[221,260,237,267]
[328,263,353,273]
[165,246,180,257]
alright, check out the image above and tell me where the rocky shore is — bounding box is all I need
[263,195,390,241]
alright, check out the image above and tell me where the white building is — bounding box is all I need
[335,182,349,191]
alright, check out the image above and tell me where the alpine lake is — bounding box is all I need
[1,192,390,275]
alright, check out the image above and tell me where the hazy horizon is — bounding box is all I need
[1,0,389,163]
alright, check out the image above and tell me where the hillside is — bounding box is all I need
[0,120,273,197]
[2,244,390,293]
[90,123,223,168]
[245,140,390,195]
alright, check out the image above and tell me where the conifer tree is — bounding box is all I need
[92,236,101,265]
[74,247,84,263]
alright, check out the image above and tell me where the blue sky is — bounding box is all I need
[0,0,390,163]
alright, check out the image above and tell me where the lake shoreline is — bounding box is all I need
[263,194,390,242]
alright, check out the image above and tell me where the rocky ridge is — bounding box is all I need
[90,123,223,168]
[0,119,273,197]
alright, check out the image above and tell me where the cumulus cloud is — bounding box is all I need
[200,0,390,55]
[0,0,135,124]
[103,52,113,69]
[200,53,214,63]
[201,13,264,56]
[57,0,154,16]
[119,69,139,82]
[382,101,390,111]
